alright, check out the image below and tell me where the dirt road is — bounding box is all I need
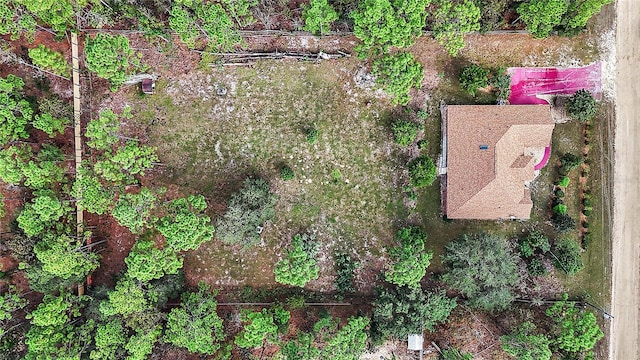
[610,0,640,358]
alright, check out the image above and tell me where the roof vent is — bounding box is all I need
[479,145,489,150]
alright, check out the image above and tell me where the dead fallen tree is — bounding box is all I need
[192,49,350,65]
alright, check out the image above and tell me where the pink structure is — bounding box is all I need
[508,62,602,105]
[534,146,551,171]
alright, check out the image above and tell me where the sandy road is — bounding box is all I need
[610,0,640,359]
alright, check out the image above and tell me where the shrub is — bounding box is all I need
[331,169,342,183]
[84,34,134,91]
[234,308,278,349]
[555,189,565,198]
[216,178,278,247]
[372,286,456,340]
[566,89,597,123]
[417,139,429,150]
[552,213,576,233]
[408,156,437,188]
[442,233,520,311]
[551,238,584,275]
[553,203,567,215]
[372,52,424,105]
[392,120,422,146]
[306,127,319,144]
[518,231,551,258]
[335,253,358,294]
[280,166,295,181]
[416,108,428,120]
[557,176,570,187]
[384,226,433,287]
[500,321,552,360]
[459,64,490,95]
[28,45,69,77]
[583,209,591,216]
[560,153,582,171]
[527,257,548,276]
[302,0,339,35]
[490,68,511,100]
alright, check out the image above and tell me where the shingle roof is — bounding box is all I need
[445,105,554,219]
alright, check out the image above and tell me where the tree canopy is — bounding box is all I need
[302,0,338,35]
[111,188,158,234]
[441,233,520,311]
[216,177,278,247]
[372,52,424,105]
[164,283,225,354]
[384,226,433,288]
[0,74,31,145]
[274,233,320,287]
[235,308,280,349]
[125,238,183,282]
[84,33,134,90]
[85,109,121,151]
[546,294,604,355]
[156,195,214,251]
[373,286,456,340]
[34,233,100,280]
[566,89,597,123]
[500,321,552,360]
[431,0,481,56]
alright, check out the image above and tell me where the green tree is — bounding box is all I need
[73,167,114,215]
[551,238,584,275]
[0,1,37,41]
[34,233,100,280]
[169,0,248,50]
[85,109,121,151]
[32,113,69,137]
[99,278,152,318]
[566,89,597,123]
[84,33,134,90]
[546,294,604,354]
[216,177,278,247]
[518,0,569,38]
[125,238,183,282]
[0,145,30,185]
[560,152,582,172]
[111,188,158,234]
[22,159,64,190]
[351,0,431,56]
[500,321,552,360]
[0,285,28,338]
[95,141,158,183]
[385,226,433,288]
[274,234,320,287]
[431,0,481,56]
[0,74,32,145]
[372,51,424,105]
[25,291,93,360]
[459,64,490,95]
[302,0,339,35]
[373,286,456,339]
[280,332,320,360]
[563,0,612,30]
[90,319,126,360]
[235,308,279,349]
[321,316,370,360]
[157,195,214,251]
[164,283,225,354]
[28,44,70,77]
[17,191,71,237]
[441,233,520,311]
[408,155,437,188]
[13,0,78,35]
[125,326,162,360]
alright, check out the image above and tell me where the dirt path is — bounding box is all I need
[610,0,640,358]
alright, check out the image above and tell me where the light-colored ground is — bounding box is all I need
[610,0,640,359]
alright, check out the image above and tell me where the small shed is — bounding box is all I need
[408,334,424,351]
[141,78,155,94]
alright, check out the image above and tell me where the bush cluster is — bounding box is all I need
[392,120,423,146]
[408,156,437,188]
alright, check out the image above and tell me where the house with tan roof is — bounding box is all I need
[441,105,555,220]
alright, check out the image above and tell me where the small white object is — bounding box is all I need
[408,334,423,351]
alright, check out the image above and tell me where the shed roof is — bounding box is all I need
[445,105,554,219]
